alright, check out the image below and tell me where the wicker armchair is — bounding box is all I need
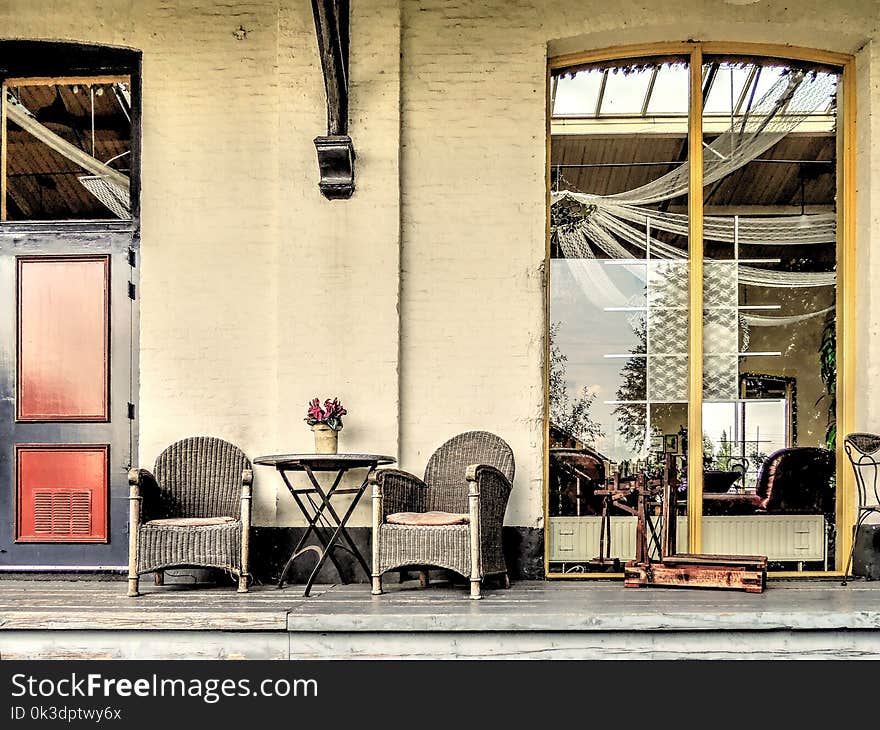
[370,431,514,600]
[127,436,253,597]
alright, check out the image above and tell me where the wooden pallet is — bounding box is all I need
[625,554,768,593]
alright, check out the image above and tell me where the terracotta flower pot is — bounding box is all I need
[312,424,338,454]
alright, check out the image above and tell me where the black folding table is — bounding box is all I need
[253,453,395,596]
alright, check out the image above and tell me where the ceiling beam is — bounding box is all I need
[550,117,836,136]
[667,204,833,215]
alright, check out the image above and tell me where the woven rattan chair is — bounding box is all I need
[370,431,514,600]
[842,433,880,585]
[127,436,253,597]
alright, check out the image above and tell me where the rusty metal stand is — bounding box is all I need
[623,455,768,593]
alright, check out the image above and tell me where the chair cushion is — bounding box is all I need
[386,511,470,526]
[145,516,236,527]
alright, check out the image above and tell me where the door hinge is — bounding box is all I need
[127,248,136,267]
[128,281,136,300]
[127,403,135,420]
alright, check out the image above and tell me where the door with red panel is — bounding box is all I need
[0,228,136,567]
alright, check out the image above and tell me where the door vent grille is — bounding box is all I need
[33,490,92,537]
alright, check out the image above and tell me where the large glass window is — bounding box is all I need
[548,48,846,575]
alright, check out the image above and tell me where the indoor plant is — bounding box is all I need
[305,397,347,454]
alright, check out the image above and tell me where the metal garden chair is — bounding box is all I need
[842,433,880,585]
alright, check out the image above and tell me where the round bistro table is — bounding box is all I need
[253,453,395,596]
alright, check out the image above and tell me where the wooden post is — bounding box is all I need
[127,469,140,597]
[238,469,253,593]
[370,475,383,595]
[598,494,609,562]
[661,454,677,558]
[1,84,7,221]
[467,475,482,600]
[634,473,647,565]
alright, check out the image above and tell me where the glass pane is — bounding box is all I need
[646,64,689,115]
[704,64,752,115]
[553,69,604,116]
[600,67,653,115]
[3,78,132,221]
[700,57,839,570]
[749,66,785,111]
[549,57,689,573]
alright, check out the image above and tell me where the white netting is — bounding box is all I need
[600,68,836,205]
[556,197,836,247]
[78,175,131,220]
[551,66,838,290]
[741,305,834,326]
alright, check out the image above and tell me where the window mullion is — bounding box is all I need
[687,45,705,554]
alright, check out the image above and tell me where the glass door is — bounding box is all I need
[698,58,840,569]
[547,57,691,573]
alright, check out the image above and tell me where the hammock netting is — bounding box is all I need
[551,66,839,324]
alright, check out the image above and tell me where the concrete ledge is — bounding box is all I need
[2,628,879,660]
[285,582,880,633]
[286,630,880,660]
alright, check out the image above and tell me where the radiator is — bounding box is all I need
[548,514,826,562]
[702,515,826,561]
[548,516,688,561]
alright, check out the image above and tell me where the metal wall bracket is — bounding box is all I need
[314,135,355,199]
[311,0,354,199]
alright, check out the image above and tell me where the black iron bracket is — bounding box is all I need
[311,0,354,199]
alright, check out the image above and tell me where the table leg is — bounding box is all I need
[277,468,348,588]
[287,469,347,557]
[311,471,373,579]
[302,472,373,597]
[301,465,351,584]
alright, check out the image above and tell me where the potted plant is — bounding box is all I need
[305,397,347,454]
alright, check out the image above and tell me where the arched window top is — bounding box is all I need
[0,40,139,80]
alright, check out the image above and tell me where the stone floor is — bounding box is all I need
[1,577,879,659]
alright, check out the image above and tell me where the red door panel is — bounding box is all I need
[16,445,108,543]
[17,256,109,421]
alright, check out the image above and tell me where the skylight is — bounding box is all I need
[552,61,836,119]
[704,65,753,114]
[553,69,604,116]
[645,64,689,114]
[601,67,653,115]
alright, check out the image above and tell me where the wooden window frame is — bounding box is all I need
[544,41,856,579]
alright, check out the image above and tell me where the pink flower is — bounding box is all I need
[307,398,325,421]
[305,396,347,430]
